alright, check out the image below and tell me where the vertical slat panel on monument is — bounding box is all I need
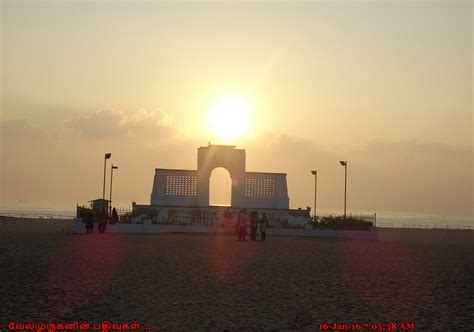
[243,172,289,210]
[151,169,198,207]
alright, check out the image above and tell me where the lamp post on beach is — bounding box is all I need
[102,153,112,201]
[340,161,347,218]
[110,164,118,213]
[311,170,318,218]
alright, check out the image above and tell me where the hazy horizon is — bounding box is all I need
[1,1,472,218]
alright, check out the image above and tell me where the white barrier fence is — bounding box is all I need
[71,218,378,240]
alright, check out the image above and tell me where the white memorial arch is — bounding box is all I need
[151,144,289,209]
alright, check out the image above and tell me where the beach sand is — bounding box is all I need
[1,217,473,330]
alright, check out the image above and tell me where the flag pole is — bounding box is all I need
[340,161,347,219]
[344,163,347,219]
[314,171,317,217]
[311,170,318,217]
[110,165,118,214]
[102,156,107,200]
[109,164,114,214]
[102,153,111,202]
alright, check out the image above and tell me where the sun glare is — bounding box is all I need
[208,96,250,143]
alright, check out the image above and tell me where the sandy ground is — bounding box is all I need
[1,218,473,331]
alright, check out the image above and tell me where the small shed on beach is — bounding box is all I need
[88,199,110,214]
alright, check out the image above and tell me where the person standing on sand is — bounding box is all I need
[238,209,249,241]
[260,212,269,241]
[85,210,94,234]
[250,211,258,241]
[235,209,243,240]
[111,207,119,224]
[99,211,108,234]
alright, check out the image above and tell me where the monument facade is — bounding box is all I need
[150,144,289,209]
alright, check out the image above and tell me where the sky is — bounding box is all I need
[0,1,472,217]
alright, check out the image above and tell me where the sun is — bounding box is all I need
[207,96,250,143]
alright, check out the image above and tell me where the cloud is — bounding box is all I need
[66,109,124,138]
[0,117,47,141]
[361,139,473,158]
[66,109,183,140]
[240,132,473,216]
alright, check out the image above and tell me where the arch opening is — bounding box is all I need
[209,167,232,206]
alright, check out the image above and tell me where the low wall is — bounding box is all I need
[377,227,473,245]
[71,219,378,240]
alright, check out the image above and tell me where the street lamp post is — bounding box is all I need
[109,164,118,213]
[310,170,318,218]
[102,153,112,201]
[339,161,347,218]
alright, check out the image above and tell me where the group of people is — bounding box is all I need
[235,209,269,241]
[85,207,119,234]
